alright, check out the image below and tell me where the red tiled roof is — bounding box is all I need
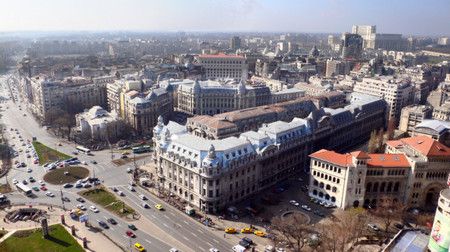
[351,151,370,159]
[309,149,352,167]
[387,136,450,158]
[367,154,410,168]
[197,53,244,59]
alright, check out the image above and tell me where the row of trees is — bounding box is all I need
[270,196,433,252]
[368,119,396,153]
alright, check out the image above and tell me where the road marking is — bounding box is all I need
[183,220,189,225]
[183,236,189,241]
[123,235,128,239]
[207,242,213,247]
[192,233,197,237]
[199,247,205,252]
[197,229,204,234]
[163,215,170,219]
[213,239,219,243]
[117,223,121,227]
[110,227,115,231]
[169,212,175,216]
[163,223,169,228]
[151,214,156,218]
[145,239,152,244]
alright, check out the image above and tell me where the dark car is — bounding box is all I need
[98,221,109,229]
[76,197,85,203]
[238,240,251,248]
[107,218,117,225]
[62,197,70,202]
[394,223,404,230]
[91,160,97,164]
[128,224,137,230]
[242,237,253,245]
[313,210,325,217]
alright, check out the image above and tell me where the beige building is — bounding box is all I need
[399,105,432,134]
[153,117,312,213]
[27,76,109,123]
[309,136,450,210]
[75,106,122,141]
[174,79,271,116]
[433,103,450,121]
[197,54,248,81]
[353,76,415,121]
[122,87,173,135]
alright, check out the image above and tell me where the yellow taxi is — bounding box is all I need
[134,243,145,251]
[254,230,266,237]
[155,204,164,210]
[225,227,237,234]
[241,227,254,233]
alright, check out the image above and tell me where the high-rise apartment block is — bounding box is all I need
[399,105,432,134]
[325,59,350,77]
[341,33,363,59]
[230,36,241,50]
[352,25,376,49]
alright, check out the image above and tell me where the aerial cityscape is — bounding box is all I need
[0,1,450,252]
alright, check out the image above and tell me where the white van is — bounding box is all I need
[232,245,246,252]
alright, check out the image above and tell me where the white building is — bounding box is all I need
[76,106,121,141]
[353,76,414,120]
[352,25,376,49]
[197,54,248,81]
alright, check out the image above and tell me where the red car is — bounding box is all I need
[126,230,136,238]
[40,186,47,191]
[33,160,39,164]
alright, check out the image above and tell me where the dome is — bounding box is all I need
[88,106,107,118]
[309,45,319,57]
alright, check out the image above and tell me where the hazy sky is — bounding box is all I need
[0,0,449,35]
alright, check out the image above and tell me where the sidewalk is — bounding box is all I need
[0,205,122,252]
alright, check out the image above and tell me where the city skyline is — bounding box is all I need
[0,0,449,36]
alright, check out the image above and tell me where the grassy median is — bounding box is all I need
[79,186,135,218]
[43,166,90,185]
[0,224,84,252]
[32,141,71,165]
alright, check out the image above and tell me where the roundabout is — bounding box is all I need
[43,166,90,185]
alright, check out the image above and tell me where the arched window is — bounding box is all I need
[380,182,386,192]
[319,182,324,189]
[373,182,379,192]
[366,182,372,193]
[313,190,318,195]
[326,184,331,190]
[332,186,337,193]
[314,180,318,186]
[325,194,330,200]
[319,192,324,198]
[387,182,393,192]
[331,197,336,202]
[394,182,400,192]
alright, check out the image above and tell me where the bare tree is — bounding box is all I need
[271,212,313,252]
[369,197,406,236]
[319,209,369,252]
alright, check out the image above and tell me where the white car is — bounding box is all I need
[12,179,18,184]
[90,206,99,213]
[209,248,220,252]
[127,167,133,173]
[169,248,179,252]
[289,200,299,206]
[45,192,55,197]
[117,190,124,196]
[301,205,311,211]
[128,186,135,192]
[142,202,149,208]
[77,204,86,210]
[139,194,147,200]
[27,168,32,173]
[38,180,45,186]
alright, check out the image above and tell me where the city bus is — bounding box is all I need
[132,145,151,154]
[16,182,32,196]
[76,146,91,154]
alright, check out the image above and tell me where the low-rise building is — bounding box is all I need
[75,106,122,141]
[399,105,433,134]
[309,136,450,210]
[412,119,450,146]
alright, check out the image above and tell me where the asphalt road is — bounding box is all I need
[0,74,235,252]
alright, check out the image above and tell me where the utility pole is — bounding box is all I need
[60,187,65,211]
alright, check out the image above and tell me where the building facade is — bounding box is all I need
[75,106,122,141]
[309,136,450,210]
[428,175,450,252]
[399,105,433,134]
[197,54,248,81]
[341,33,363,59]
[353,76,415,121]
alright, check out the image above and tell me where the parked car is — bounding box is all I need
[76,197,85,203]
[90,206,99,213]
[107,218,117,225]
[301,205,311,211]
[126,230,136,238]
[45,192,55,197]
[368,224,380,231]
[128,224,137,230]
